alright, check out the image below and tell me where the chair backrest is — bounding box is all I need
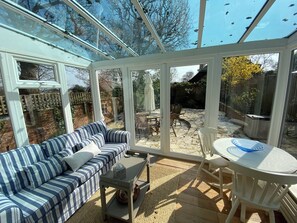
[171,104,182,114]
[197,127,217,157]
[229,161,297,210]
[135,113,149,128]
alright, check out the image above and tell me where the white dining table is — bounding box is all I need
[213,138,297,174]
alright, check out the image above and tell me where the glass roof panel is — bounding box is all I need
[97,31,129,59]
[15,0,100,49]
[246,0,297,42]
[139,0,197,51]
[0,6,103,61]
[202,0,266,47]
[0,0,296,62]
[75,0,160,56]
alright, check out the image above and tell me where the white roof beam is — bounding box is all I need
[1,0,114,60]
[62,0,139,57]
[239,0,275,43]
[197,0,206,48]
[131,0,166,53]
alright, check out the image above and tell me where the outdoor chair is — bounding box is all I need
[197,127,230,198]
[226,161,297,223]
[135,112,150,137]
[170,113,177,137]
[170,104,183,126]
[135,112,159,137]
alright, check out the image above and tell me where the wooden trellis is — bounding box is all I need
[0,92,93,116]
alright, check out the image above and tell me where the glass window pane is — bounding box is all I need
[203,0,266,47]
[65,66,93,128]
[218,53,279,143]
[170,64,206,156]
[77,0,159,56]
[132,68,160,150]
[17,61,55,81]
[19,88,66,144]
[246,0,297,42]
[0,68,16,152]
[138,0,194,51]
[280,49,297,158]
[0,7,103,61]
[97,68,125,130]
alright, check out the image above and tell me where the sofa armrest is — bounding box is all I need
[106,129,130,145]
[0,193,23,223]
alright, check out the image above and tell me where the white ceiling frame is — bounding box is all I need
[239,0,275,43]
[197,0,206,48]
[1,0,114,60]
[62,0,139,57]
[131,0,166,53]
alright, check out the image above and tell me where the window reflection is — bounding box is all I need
[97,68,125,130]
[280,49,297,158]
[0,69,16,152]
[66,66,93,129]
[17,61,55,81]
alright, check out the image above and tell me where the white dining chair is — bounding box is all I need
[226,161,297,223]
[197,127,230,198]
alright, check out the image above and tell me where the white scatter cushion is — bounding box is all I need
[63,142,101,171]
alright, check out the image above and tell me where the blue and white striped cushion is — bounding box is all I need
[9,174,79,222]
[106,129,130,144]
[37,173,101,223]
[75,127,92,141]
[90,133,105,148]
[100,143,128,161]
[0,144,45,196]
[41,131,81,157]
[24,157,65,189]
[72,138,92,153]
[76,121,108,140]
[0,193,23,223]
[52,149,73,172]
[72,133,105,153]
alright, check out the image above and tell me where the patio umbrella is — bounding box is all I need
[144,74,155,112]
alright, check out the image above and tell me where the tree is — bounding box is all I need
[221,56,264,113]
[250,54,279,72]
[181,71,194,82]
[222,56,263,86]
[99,0,190,55]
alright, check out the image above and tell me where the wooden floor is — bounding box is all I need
[66,156,288,223]
[155,157,287,223]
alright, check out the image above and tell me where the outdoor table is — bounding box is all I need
[213,138,297,173]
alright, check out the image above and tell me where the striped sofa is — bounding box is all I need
[0,121,130,223]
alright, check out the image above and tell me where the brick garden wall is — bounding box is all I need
[0,93,115,153]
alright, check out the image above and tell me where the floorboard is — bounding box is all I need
[156,156,287,223]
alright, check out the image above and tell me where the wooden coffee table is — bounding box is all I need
[100,151,150,223]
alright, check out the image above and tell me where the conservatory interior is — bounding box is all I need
[0,0,297,222]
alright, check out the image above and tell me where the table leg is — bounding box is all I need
[127,189,134,223]
[100,185,107,221]
[147,162,150,191]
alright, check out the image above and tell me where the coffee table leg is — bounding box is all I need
[128,189,134,223]
[100,185,107,221]
[147,162,150,191]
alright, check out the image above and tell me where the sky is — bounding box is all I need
[174,65,201,82]
[188,0,296,47]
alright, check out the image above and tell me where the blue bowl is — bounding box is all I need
[231,138,264,152]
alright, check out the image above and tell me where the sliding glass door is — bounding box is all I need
[131,67,161,152]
